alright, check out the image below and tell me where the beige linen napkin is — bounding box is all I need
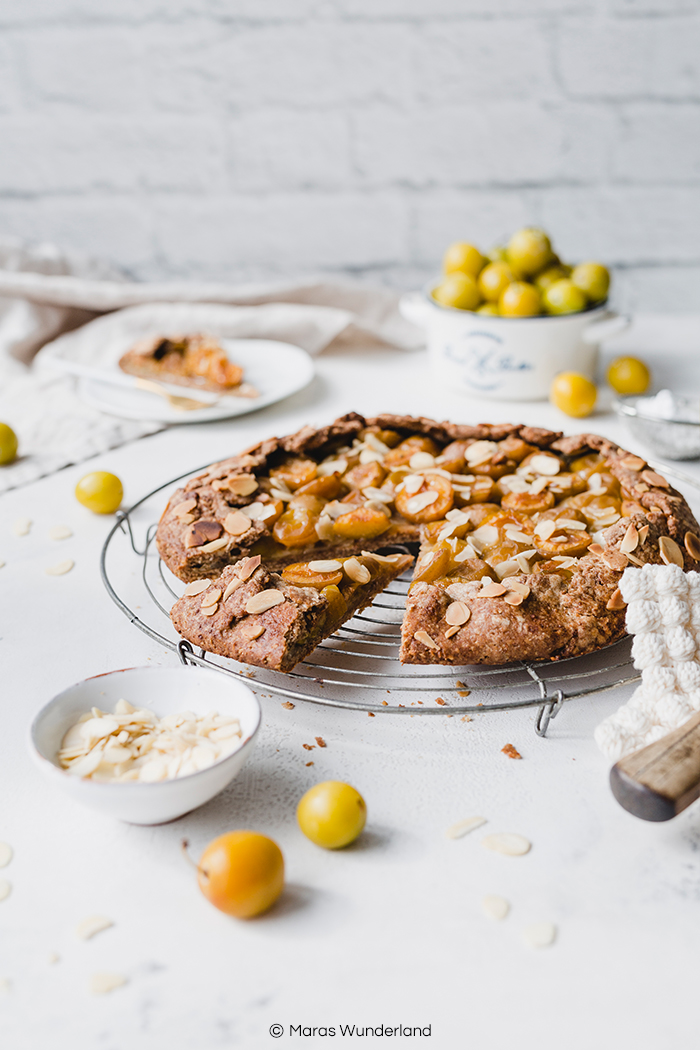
[0,244,421,493]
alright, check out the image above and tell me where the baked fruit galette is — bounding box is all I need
[120,333,257,396]
[157,413,700,672]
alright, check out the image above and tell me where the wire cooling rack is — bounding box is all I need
[100,460,700,736]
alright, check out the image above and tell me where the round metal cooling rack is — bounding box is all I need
[100,460,700,736]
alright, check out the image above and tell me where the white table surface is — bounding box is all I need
[3,317,700,1050]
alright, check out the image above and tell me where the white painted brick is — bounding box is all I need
[411,190,533,270]
[613,266,700,313]
[613,105,700,182]
[353,103,614,186]
[0,38,22,112]
[226,110,351,191]
[557,16,700,97]
[0,115,225,193]
[337,0,592,14]
[414,21,555,103]
[21,29,145,111]
[154,192,408,276]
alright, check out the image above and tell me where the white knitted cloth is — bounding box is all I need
[595,564,700,760]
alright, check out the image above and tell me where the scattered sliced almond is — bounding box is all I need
[637,524,649,544]
[0,880,11,901]
[504,579,530,597]
[90,972,127,995]
[522,922,557,949]
[174,498,197,518]
[684,531,700,561]
[634,482,650,495]
[445,816,486,840]
[76,915,114,941]
[415,630,439,650]
[529,476,551,494]
[588,543,604,556]
[481,833,531,856]
[602,550,628,571]
[445,624,461,639]
[626,552,644,566]
[482,895,510,921]
[13,517,31,537]
[183,579,211,597]
[223,511,251,536]
[659,535,684,567]
[308,559,343,572]
[245,589,285,615]
[361,550,404,564]
[45,559,74,576]
[503,591,524,606]
[465,440,498,466]
[445,601,470,626]
[224,474,259,496]
[478,582,507,598]
[620,455,645,471]
[620,523,639,553]
[409,451,436,470]
[0,844,12,869]
[406,491,439,515]
[529,454,560,476]
[642,470,670,488]
[402,474,424,496]
[201,588,222,608]
[237,555,261,580]
[179,514,195,525]
[238,622,265,641]
[315,516,335,541]
[222,577,243,601]
[606,588,626,610]
[199,536,229,553]
[505,528,531,544]
[554,518,587,531]
[200,604,218,617]
[344,558,371,584]
[49,525,73,541]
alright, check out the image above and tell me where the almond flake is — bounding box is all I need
[529,454,561,476]
[470,524,499,547]
[179,514,195,525]
[415,630,439,650]
[555,518,587,531]
[174,499,197,518]
[445,601,470,626]
[359,448,384,465]
[201,588,222,608]
[365,432,391,454]
[183,579,211,597]
[505,529,531,544]
[522,922,557,949]
[90,972,127,996]
[361,550,404,565]
[13,518,31,537]
[237,555,261,580]
[49,525,73,541]
[602,550,628,571]
[529,476,551,494]
[659,535,684,567]
[406,491,439,515]
[309,559,343,572]
[199,537,228,553]
[224,511,251,536]
[315,516,335,541]
[465,440,498,466]
[495,559,521,580]
[620,455,645,471]
[588,543,605,556]
[402,474,424,496]
[642,470,670,489]
[684,531,700,561]
[504,579,530,598]
[634,482,650,495]
[45,559,74,576]
[76,915,114,941]
[482,895,510,921]
[552,556,577,569]
[620,523,639,553]
[0,844,12,869]
[504,591,524,606]
[445,624,461,639]
[516,554,533,574]
[638,524,650,545]
[409,452,436,470]
[478,582,507,598]
[445,816,486,840]
[222,578,243,601]
[201,604,218,617]
[481,832,531,856]
[238,622,265,641]
[245,589,285,615]
[224,474,259,496]
[344,557,371,584]
[535,519,556,541]
[606,588,626,610]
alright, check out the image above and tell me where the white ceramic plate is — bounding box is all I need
[76,338,314,423]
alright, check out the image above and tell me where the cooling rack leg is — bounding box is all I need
[177,640,196,667]
[535,690,564,737]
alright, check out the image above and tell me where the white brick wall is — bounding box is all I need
[0,0,698,311]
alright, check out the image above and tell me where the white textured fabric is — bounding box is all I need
[595,564,700,760]
[0,240,421,494]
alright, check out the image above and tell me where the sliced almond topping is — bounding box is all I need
[465,440,498,466]
[238,622,265,641]
[224,511,251,536]
[535,519,557,541]
[199,536,229,553]
[344,557,371,584]
[183,579,211,597]
[638,524,649,545]
[179,513,195,525]
[505,528,531,544]
[222,577,243,601]
[470,524,499,547]
[76,915,113,941]
[223,474,259,496]
[45,559,74,576]
[478,582,507,598]
[620,523,639,553]
[245,589,285,615]
[415,630,439,650]
[515,554,533,574]
[409,451,436,470]
[606,588,626,611]
[481,832,531,856]
[625,552,644,566]
[174,498,197,518]
[495,558,521,580]
[620,455,645,471]
[529,476,551,494]
[634,482,649,495]
[503,591,524,606]
[308,559,343,572]
[684,531,700,561]
[406,490,439,515]
[554,518,587,531]
[445,816,486,840]
[315,516,335,541]
[201,587,222,608]
[237,555,261,580]
[642,470,670,488]
[588,543,605,556]
[659,535,684,567]
[602,550,628,571]
[529,454,561,476]
[184,520,222,548]
[361,550,404,564]
[201,604,218,617]
[445,624,462,639]
[504,579,530,598]
[445,601,470,626]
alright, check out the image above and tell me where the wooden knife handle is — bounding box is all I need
[610,710,700,821]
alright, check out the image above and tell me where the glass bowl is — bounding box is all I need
[614,395,700,461]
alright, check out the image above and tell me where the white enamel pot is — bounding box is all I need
[400,283,630,402]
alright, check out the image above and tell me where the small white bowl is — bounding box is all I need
[29,665,261,825]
